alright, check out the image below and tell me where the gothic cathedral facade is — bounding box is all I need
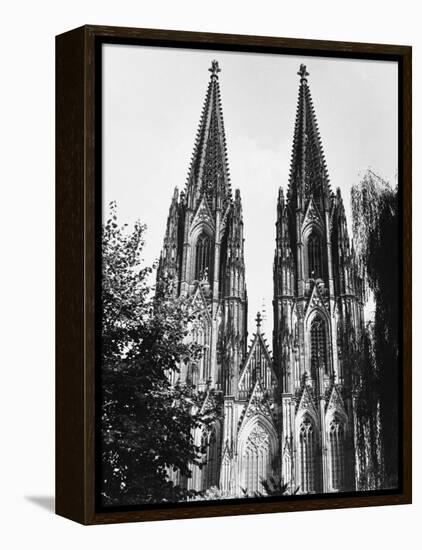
[157,61,364,496]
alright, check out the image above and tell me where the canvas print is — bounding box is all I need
[99,45,400,508]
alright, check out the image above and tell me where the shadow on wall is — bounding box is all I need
[25,496,55,513]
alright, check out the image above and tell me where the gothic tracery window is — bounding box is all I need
[299,416,318,493]
[310,315,328,378]
[243,424,271,495]
[195,233,212,281]
[329,416,346,491]
[307,231,323,279]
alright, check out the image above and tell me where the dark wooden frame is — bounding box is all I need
[56,25,412,525]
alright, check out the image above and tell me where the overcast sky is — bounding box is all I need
[103,44,398,337]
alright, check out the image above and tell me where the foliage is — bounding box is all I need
[192,477,296,501]
[351,170,397,299]
[191,486,232,501]
[101,202,218,506]
[352,323,383,490]
[351,170,399,489]
[241,476,297,498]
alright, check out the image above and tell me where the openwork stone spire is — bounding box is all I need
[287,64,331,211]
[185,60,232,212]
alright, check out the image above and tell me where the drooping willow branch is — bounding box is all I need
[351,169,399,490]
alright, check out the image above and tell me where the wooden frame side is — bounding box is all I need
[401,46,412,505]
[55,25,412,525]
[56,25,99,524]
[56,26,87,523]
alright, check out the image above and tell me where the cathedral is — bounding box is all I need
[157,60,365,497]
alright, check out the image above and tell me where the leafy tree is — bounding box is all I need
[240,476,297,498]
[352,323,383,489]
[100,202,217,506]
[351,170,399,489]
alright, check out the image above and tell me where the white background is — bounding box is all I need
[0,1,418,548]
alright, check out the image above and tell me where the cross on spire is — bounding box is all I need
[297,63,309,82]
[209,60,221,78]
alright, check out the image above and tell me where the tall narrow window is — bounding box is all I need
[299,416,318,493]
[329,416,345,490]
[308,231,323,279]
[243,425,271,495]
[195,233,212,281]
[310,316,328,377]
[202,429,220,490]
[193,324,207,381]
[221,454,231,493]
[283,448,292,489]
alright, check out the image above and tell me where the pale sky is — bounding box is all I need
[102,44,398,337]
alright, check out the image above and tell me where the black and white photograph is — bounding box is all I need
[99,44,400,508]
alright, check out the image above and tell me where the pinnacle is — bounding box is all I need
[184,62,232,209]
[287,64,331,207]
[208,60,221,78]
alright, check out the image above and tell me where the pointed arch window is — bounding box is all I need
[243,424,271,495]
[329,416,346,491]
[195,233,212,281]
[193,323,208,381]
[283,448,292,490]
[307,231,323,279]
[202,429,220,490]
[310,315,328,377]
[299,416,318,493]
[186,363,199,387]
[221,453,231,493]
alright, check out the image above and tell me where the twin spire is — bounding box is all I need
[185,60,231,211]
[186,61,330,213]
[287,64,331,211]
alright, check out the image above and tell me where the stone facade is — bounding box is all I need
[158,62,364,496]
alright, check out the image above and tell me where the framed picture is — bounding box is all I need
[56,25,412,525]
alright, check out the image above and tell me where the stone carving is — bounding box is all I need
[296,384,318,419]
[326,385,347,416]
[246,425,270,450]
[303,199,323,229]
[191,196,215,232]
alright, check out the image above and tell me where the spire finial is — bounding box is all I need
[209,60,221,78]
[255,311,262,330]
[297,63,309,82]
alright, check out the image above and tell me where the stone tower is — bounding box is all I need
[159,61,365,498]
[158,61,248,490]
[273,65,365,494]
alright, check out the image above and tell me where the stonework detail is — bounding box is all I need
[273,65,364,494]
[158,62,364,497]
[303,199,323,228]
[247,425,270,449]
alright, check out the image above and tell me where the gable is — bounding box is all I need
[237,379,275,434]
[191,285,212,323]
[190,194,215,233]
[238,332,275,393]
[302,198,323,231]
[326,384,347,417]
[305,279,329,319]
[296,384,319,420]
